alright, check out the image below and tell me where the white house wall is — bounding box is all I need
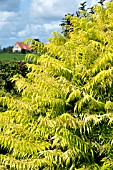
[12,44,21,53]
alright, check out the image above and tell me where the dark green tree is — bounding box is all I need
[60,13,74,38]
[79,1,87,10]
[2,46,13,53]
[98,0,106,6]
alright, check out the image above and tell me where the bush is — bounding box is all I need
[0,60,29,93]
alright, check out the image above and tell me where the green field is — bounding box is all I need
[0,53,26,61]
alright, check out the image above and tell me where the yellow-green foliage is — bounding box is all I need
[0,1,113,169]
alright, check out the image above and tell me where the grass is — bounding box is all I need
[0,53,26,61]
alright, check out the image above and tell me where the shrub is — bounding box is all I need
[0,60,29,93]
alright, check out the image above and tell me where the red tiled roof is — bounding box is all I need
[16,42,31,50]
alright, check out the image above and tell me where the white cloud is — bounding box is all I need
[18,24,42,38]
[30,0,77,22]
[0,11,17,22]
[18,30,26,38]
[0,11,24,35]
[43,22,61,32]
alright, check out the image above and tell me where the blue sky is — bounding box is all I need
[0,0,109,48]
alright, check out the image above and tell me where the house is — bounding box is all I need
[12,42,31,53]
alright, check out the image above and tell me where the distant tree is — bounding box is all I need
[60,2,88,37]
[79,1,87,11]
[60,13,74,38]
[3,48,6,53]
[98,0,106,6]
[76,1,88,18]
[0,45,2,53]
[3,46,13,53]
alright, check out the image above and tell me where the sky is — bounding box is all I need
[0,0,109,48]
